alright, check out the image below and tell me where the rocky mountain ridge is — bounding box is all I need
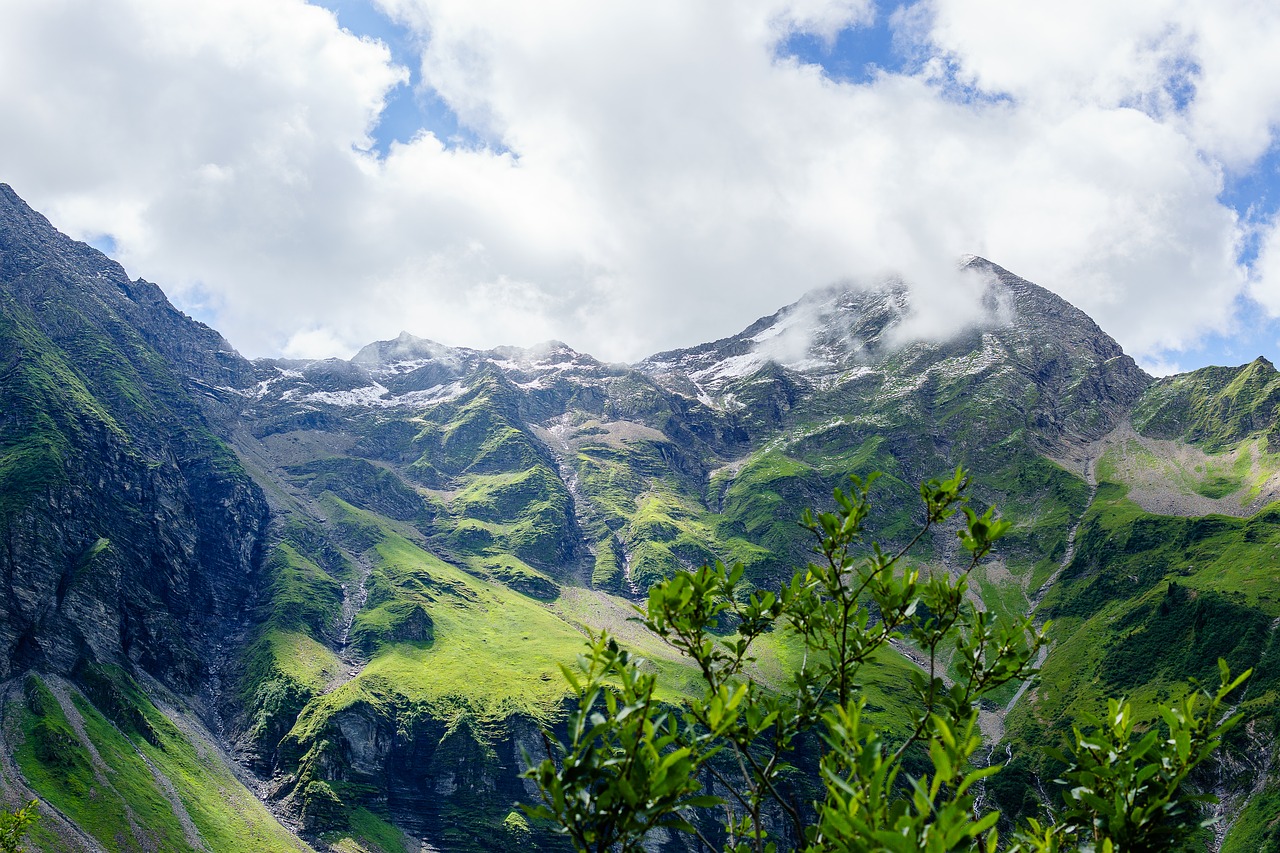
[0,183,267,695]
[240,254,1149,435]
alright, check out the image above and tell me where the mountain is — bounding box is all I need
[639,257,1146,449]
[0,183,1277,852]
[0,184,307,851]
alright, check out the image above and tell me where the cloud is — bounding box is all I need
[1252,215,1280,315]
[922,0,1280,168]
[0,0,1276,370]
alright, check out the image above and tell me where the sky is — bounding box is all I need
[2,1,1280,374]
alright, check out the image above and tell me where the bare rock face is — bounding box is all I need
[0,183,268,697]
[965,258,1153,447]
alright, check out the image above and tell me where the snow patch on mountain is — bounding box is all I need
[878,333,1007,401]
[294,383,391,406]
[278,380,470,408]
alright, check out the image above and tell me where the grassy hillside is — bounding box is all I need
[1134,357,1280,450]
[993,469,1280,845]
[232,476,953,851]
[5,670,312,853]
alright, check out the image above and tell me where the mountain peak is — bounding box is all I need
[0,182,252,389]
[0,182,117,283]
[0,182,34,215]
[488,339,586,366]
[962,256,1115,342]
[351,333,466,370]
[635,259,1151,446]
[639,258,1133,394]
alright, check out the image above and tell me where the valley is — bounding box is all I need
[1,182,1278,851]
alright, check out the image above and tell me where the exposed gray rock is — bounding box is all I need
[0,183,269,700]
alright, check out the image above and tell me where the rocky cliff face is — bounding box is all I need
[0,182,268,699]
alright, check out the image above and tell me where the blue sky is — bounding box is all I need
[316,0,481,154]
[4,0,1280,371]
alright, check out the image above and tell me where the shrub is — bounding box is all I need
[523,468,1248,853]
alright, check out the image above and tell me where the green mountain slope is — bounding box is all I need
[991,363,1280,849]
[0,183,299,850]
[216,257,1168,848]
[1135,356,1280,450]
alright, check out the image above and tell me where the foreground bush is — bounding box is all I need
[524,469,1247,852]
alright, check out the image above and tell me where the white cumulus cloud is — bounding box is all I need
[0,0,1276,371]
